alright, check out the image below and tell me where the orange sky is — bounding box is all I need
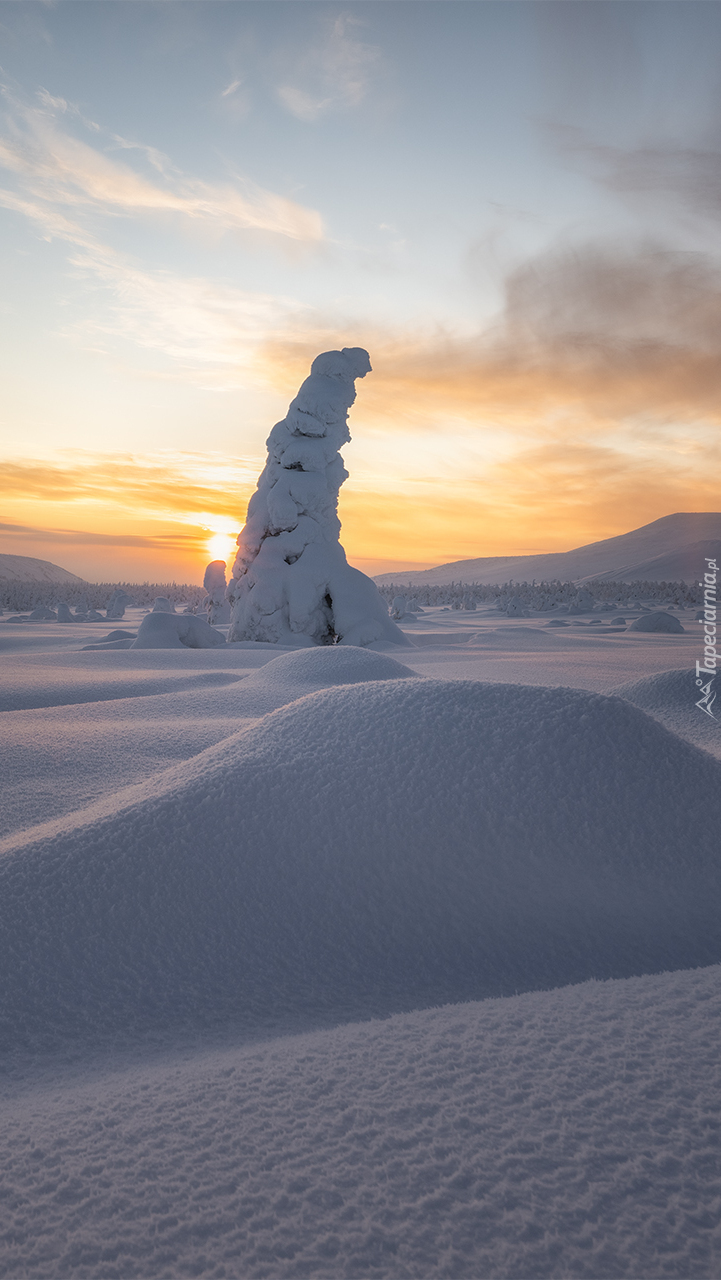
[3,6,721,584]
[3,314,721,582]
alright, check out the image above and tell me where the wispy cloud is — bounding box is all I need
[276,14,381,122]
[0,88,323,241]
[0,452,258,521]
[0,519,203,551]
[554,123,721,230]
[0,184,311,377]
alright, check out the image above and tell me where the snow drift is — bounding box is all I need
[2,662,721,1054]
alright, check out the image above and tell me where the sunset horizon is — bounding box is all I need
[3,2,721,581]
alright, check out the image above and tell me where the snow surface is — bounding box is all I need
[2,966,721,1279]
[3,668,721,1057]
[612,667,721,759]
[1,608,720,1277]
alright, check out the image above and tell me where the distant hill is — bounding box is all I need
[374,513,721,586]
[0,555,86,584]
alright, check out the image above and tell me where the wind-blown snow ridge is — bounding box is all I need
[2,668,721,1055]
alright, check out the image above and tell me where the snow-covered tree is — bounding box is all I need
[106,589,134,620]
[203,561,231,624]
[227,347,411,648]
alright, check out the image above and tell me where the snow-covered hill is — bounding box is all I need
[374,512,721,585]
[0,554,86,584]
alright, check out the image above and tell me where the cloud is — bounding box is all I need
[0,89,323,242]
[276,13,381,122]
[0,187,310,376]
[260,239,721,427]
[0,519,202,551]
[554,124,721,229]
[0,453,257,521]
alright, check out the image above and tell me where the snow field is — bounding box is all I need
[2,655,721,1057]
[2,964,720,1279]
[1,629,720,1279]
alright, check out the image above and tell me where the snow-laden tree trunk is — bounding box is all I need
[227,347,411,647]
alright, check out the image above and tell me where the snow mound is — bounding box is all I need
[629,610,685,633]
[131,612,226,649]
[219,644,418,717]
[151,596,175,613]
[82,629,139,650]
[2,679,721,1054]
[613,668,721,757]
[247,643,416,688]
[3,964,719,1279]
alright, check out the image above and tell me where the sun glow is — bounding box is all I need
[206,531,237,563]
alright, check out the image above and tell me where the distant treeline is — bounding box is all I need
[0,581,208,613]
[376,579,702,608]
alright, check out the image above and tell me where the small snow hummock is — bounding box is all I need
[151,597,176,614]
[131,613,226,649]
[203,560,231,625]
[227,348,411,648]
[629,611,686,633]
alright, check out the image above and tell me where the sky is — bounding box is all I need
[1,0,721,583]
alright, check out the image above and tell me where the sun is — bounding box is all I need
[206,531,237,563]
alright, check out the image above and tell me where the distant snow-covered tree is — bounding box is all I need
[203,561,231,625]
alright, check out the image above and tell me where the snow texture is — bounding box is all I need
[130,612,226,649]
[613,667,721,758]
[0,648,415,839]
[2,616,720,1278]
[2,667,721,1056]
[2,964,720,1279]
[227,349,411,648]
